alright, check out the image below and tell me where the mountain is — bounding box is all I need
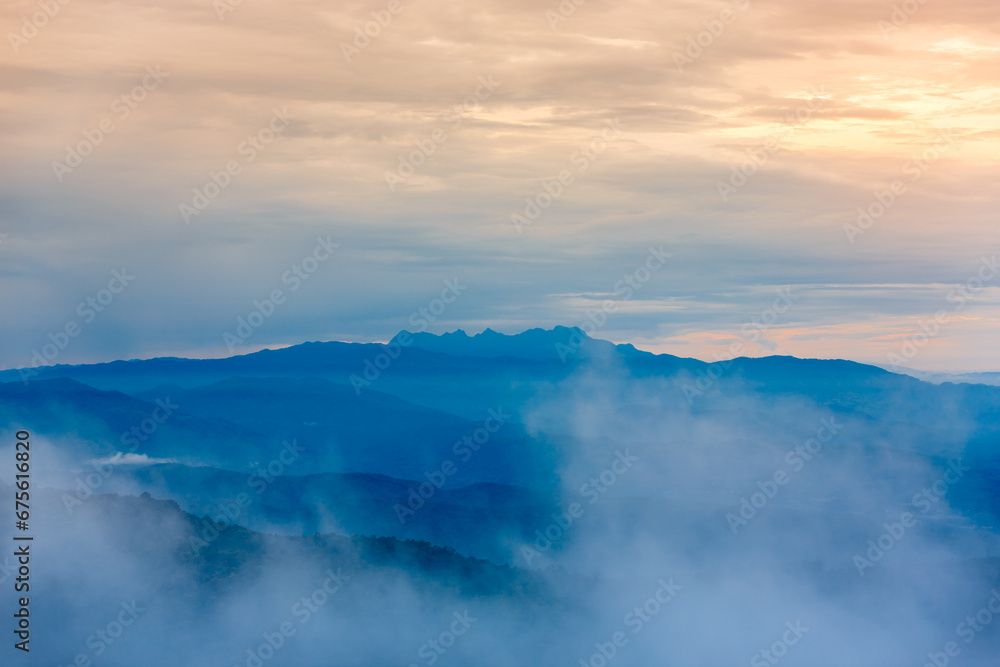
[5,328,1000,665]
[6,480,1000,666]
[49,461,555,562]
[887,367,1000,387]
[0,377,279,467]
[4,326,1000,505]
[0,486,552,667]
[392,326,649,361]
[132,376,556,485]
[0,374,557,486]
[9,327,1000,436]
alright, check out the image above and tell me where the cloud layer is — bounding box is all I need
[1,0,998,370]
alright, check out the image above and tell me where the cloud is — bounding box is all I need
[88,453,180,466]
[0,0,997,371]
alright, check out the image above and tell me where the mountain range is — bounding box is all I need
[3,327,1000,665]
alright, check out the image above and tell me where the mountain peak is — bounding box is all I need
[389,326,639,362]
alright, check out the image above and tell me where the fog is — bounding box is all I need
[1,355,999,667]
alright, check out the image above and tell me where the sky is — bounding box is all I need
[1,0,998,372]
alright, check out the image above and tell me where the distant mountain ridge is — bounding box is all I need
[2,325,1000,569]
[4,327,1000,455]
[46,461,554,562]
[7,325,996,392]
[390,326,649,362]
[5,329,1000,665]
